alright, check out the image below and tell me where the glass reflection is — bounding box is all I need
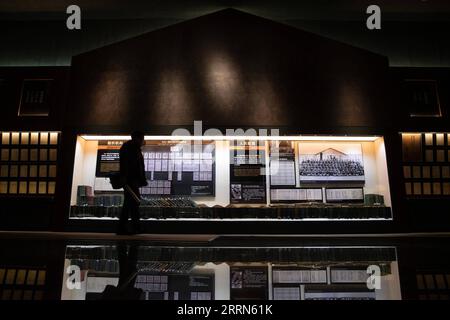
[61,245,401,300]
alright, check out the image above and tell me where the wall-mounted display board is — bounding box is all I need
[229,140,266,203]
[269,141,296,187]
[230,266,268,300]
[268,140,304,204]
[140,141,215,196]
[83,271,214,300]
[95,141,122,177]
[96,150,120,177]
[92,140,215,196]
[272,267,327,300]
[272,266,378,300]
[135,273,214,300]
[298,142,365,184]
[268,141,370,204]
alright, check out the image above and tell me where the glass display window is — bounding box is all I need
[70,135,392,221]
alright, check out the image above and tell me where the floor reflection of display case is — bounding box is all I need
[61,245,401,300]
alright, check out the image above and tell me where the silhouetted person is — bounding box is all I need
[100,244,143,300]
[117,131,147,235]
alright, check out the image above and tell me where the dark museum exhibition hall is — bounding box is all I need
[1,0,450,312]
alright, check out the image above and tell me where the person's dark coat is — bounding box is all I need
[119,140,147,187]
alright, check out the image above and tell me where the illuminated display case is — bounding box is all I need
[69,134,392,221]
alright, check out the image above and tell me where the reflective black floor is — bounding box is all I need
[1,234,450,300]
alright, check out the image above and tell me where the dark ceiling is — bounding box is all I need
[1,0,450,21]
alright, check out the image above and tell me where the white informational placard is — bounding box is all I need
[273,270,327,283]
[270,160,296,186]
[325,188,364,201]
[270,188,322,201]
[273,287,300,300]
[330,269,368,283]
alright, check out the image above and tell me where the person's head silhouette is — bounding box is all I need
[131,131,145,147]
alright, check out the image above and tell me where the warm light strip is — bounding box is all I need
[400,132,447,135]
[80,135,380,142]
[81,135,132,141]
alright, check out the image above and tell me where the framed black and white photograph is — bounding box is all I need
[230,184,242,200]
[298,143,365,183]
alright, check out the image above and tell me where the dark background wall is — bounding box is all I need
[1,19,450,68]
[1,1,450,67]
[0,67,70,131]
[67,9,391,130]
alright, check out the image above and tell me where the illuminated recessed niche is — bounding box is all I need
[0,131,59,196]
[70,134,392,221]
[401,132,450,197]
